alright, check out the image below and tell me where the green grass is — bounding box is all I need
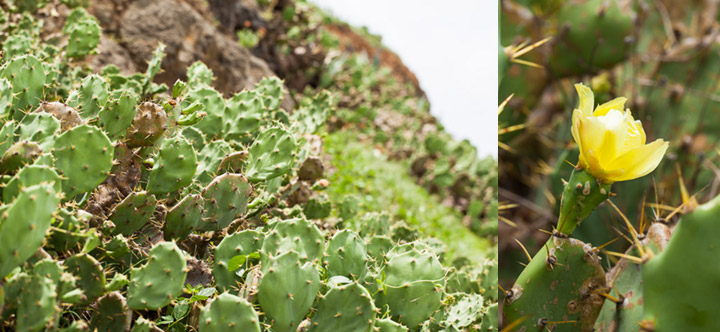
[323,131,492,263]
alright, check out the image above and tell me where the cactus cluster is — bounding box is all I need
[501,0,720,330]
[0,1,497,331]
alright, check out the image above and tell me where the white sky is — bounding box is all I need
[311,0,498,157]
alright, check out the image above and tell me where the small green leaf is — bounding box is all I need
[196,287,216,298]
[173,299,190,320]
[227,254,248,272]
[157,315,174,325]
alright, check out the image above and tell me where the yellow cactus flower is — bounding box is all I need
[571,83,668,183]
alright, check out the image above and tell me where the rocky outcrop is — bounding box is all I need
[86,0,293,109]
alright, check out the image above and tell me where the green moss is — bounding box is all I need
[324,131,492,263]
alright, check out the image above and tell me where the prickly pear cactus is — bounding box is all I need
[258,251,321,332]
[308,282,376,332]
[128,242,187,310]
[0,183,59,277]
[0,2,497,331]
[52,124,114,198]
[199,293,261,332]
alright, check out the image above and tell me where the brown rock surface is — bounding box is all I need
[86,0,293,109]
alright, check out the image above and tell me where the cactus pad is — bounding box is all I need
[128,242,187,310]
[200,173,252,231]
[52,124,114,198]
[108,191,157,236]
[308,282,375,332]
[0,183,59,277]
[199,293,261,332]
[147,136,197,194]
[258,251,320,332]
[213,230,264,291]
[246,126,297,182]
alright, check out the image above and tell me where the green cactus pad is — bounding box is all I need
[0,78,11,118]
[48,208,89,253]
[181,126,206,152]
[479,303,498,332]
[324,230,368,280]
[382,244,444,286]
[128,242,187,310]
[17,112,60,149]
[224,91,264,140]
[0,183,59,277]
[308,282,375,332]
[445,268,480,295]
[291,90,331,135]
[3,164,61,202]
[0,121,16,157]
[199,293,261,332]
[1,54,46,113]
[213,230,264,291]
[52,124,114,199]
[246,126,298,182]
[642,195,720,331]
[147,136,197,194]
[479,258,498,302]
[258,251,320,332]
[130,317,159,332]
[375,280,443,329]
[503,236,608,332]
[98,90,138,139]
[595,223,670,332]
[63,8,101,58]
[16,273,57,332]
[163,194,204,240]
[255,76,284,111]
[143,43,166,93]
[549,0,633,77]
[375,244,445,328]
[195,139,232,186]
[261,218,324,265]
[35,260,80,305]
[200,173,252,231]
[186,86,225,138]
[366,236,394,268]
[359,212,391,237]
[78,74,108,118]
[89,291,127,332]
[109,191,157,236]
[105,273,128,292]
[445,293,484,329]
[217,150,248,174]
[186,61,214,87]
[65,253,106,303]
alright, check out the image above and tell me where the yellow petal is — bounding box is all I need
[605,139,669,182]
[593,97,627,116]
[571,109,586,166]
[574,83,594,116]
[622,117,646,153]
[578,113,626,169]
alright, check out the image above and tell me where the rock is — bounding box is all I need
[86,36,139,75]
[117,0,278,95]
[87,0,294,109]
